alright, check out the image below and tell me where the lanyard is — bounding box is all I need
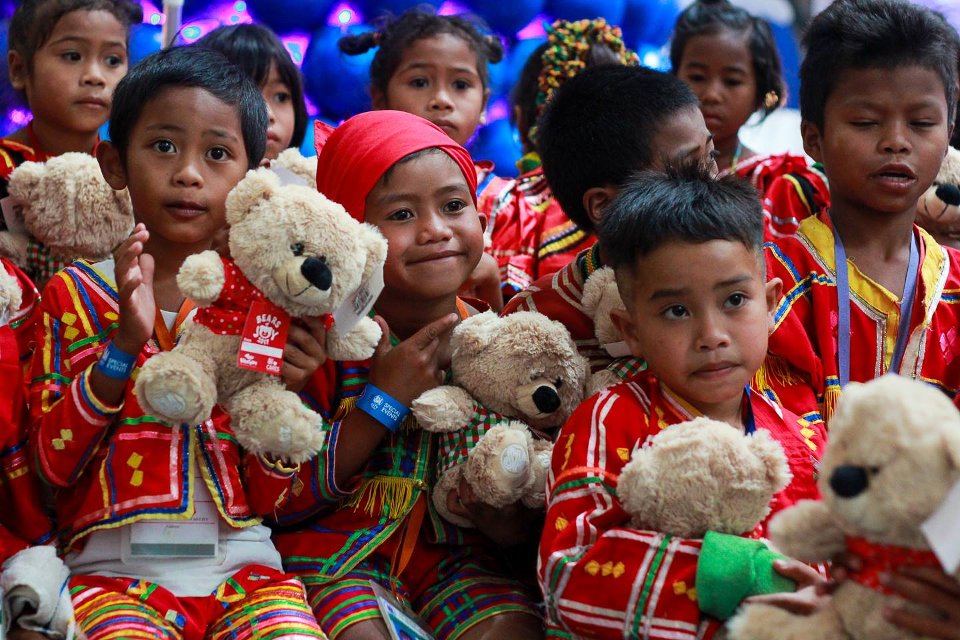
[832,224,920,388]
[153,300,196,352]
[742,385,756,434]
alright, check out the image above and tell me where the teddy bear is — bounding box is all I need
[134,167,388,463]
[411,310,589,527]
[727,375,960,640]
[0,262,22,327]
[271,148,318,187]
[1,152,134,285]
[581,266,646,394]
[916,144,960,250]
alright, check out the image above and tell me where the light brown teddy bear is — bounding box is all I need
[581,266,646,394]
[0,262,22,325]
[135,168,388,464]
[916,145,960,250]
[411,310,589,527]
[727,375,960,640]
[1,152,134,285]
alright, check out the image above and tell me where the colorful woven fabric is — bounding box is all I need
[539,371,825,638]
[764,213,960,423]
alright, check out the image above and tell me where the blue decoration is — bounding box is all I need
[245,0,333,34]
[490,36,546,100]
[544,0,626,26]
[128,23,163,66]
[478,0,546,36]
[302,25,374,121]
[770,22,801,109]
[354,0,421,19]
[468,118,522,178]
[621,0,679,48]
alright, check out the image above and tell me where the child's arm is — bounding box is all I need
[29,226,153,487]
[881,566,960,639]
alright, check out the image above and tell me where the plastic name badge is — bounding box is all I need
[332,262,385,335]
[370,581,435,640]
[124,497,218,559]
[237,300,290,376]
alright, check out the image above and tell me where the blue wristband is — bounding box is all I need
[356,384,410,433]
[96,341,137,380]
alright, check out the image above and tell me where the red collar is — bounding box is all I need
[845,536,941,595]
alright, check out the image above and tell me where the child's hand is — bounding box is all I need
[367,313,459,406]
[743,559,830,615]
[282,317,328,392]
[882,565,960,639]
[460,253,504,312]
[446,477,538,546]
[113,223,155,354]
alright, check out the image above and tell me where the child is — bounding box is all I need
[762,0,960,423]
[670,0,830,239]
[503,64,717,372]
[195,24,308,161]
[272,110,542,640]
[3,0,141,286]
[539,164,826,639]
[27,46,325,639]
[480,19,637,299]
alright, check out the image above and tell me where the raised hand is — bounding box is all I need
[282,316,329,392]
[113,223,155,355]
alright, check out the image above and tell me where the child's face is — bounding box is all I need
[99,86,249,248]
[802,65,950,220]
[262,62,295,160]
[676,28,758,146]
[611,240,780,419]
[374,33,488,146]
[10,10,128,137]
[649,105,720,174]
[364,151,484,303]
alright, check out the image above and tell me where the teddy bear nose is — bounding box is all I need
[937,183,960,206]
[829,465,869,498]
[533,385,561,414]
[301,256,332,291]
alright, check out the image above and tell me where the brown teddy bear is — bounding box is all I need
[916,145,960,250]
[1,152,134,286]
[411,310,589,527]
[727,375,960,640]
[134,167,387,464]
[581,266,646,394]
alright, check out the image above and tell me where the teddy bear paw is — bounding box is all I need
[327,319,381,361]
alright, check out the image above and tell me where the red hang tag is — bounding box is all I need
[237,300,290,376]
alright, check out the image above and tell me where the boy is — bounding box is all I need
[763,0,960,422]
[29,47,324,638]
[539,164,826,639]
[502,64,717,373]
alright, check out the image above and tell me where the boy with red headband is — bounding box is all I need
[274,110,542,640]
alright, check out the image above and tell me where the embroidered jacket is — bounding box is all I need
[503,245,610,373]
[734,154,830,241]
[28,260,297,552]
[479,162,594,296]
[539,372,825,639]
[764,213,960,422]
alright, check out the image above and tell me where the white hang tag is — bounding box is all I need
[921,480,960,574]
[603,341,632,358]
[0,197,26,234]
[332,262,385,334]
[271,165,308,187]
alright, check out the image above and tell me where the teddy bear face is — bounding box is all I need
[225,172,372,318]
[452,311,588,433]
[618,419,791,538]
[820,376,960,547]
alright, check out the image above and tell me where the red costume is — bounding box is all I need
[734,154,830,241]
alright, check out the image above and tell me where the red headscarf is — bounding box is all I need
[315,111,477,222]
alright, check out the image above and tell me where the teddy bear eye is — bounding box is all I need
[290,242,305,256]
[554,377,564,388]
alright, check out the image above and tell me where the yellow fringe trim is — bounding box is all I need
[822,385,841,426]
[343,475,419,518]
[753,356,800,393]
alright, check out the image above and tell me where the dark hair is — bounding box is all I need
[195,24,308,149]
[800,0,960,130]
[669,0,784,119]
[338,7,504,96]
[8,0,142,68]
[599,162,762,286]
[108,46,267,169]
[537,65,700,231]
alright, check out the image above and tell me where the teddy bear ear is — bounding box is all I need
[273,149,318,187]
[748,429,792,495]
[6,160,46,203]
[581,267,616,317]
[452,310,500,353]
[358,223,388,282]
[225,168,279,226]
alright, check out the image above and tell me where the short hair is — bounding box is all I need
[108,46,267,169]
[195,24,308,150]
[537,65,700,231]
[669,0,785,119]
[338,8,503,95]
[599,162,762,292]
[8,0,142,69]
[800,0,960,130]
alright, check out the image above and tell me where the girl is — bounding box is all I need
[3,0,141,286]
[339,9,505,310]
[195,24,308,161]
[481,18,637,299]
[28,47,325,639]
[670,0,830,238]
[273,110,542,640]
